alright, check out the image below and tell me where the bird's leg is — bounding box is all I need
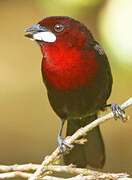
[57,119,73,153]
[105,103,126,122]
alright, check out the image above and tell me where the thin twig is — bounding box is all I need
[43,165,128,177]
[0,171,32,179]
[28,97,132,180]
[43,175,132,180]
[0,164,39,173]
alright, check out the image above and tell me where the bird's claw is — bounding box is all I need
[111,103,126,122]
[57,136,73,153]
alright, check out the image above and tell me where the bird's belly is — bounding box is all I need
[48,87,103,119]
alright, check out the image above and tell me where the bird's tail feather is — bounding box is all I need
[63,114,105,168]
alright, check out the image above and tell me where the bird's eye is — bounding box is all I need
[54,24,64,32]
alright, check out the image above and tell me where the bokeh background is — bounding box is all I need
[0,0,132,178]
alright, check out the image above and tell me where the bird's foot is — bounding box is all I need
[57,136,73,153]
[110,103,126,122]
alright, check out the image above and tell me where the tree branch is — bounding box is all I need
[0,164,131,180]
[28,97,132,180]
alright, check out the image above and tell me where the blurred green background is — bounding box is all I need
[0,0,132,177]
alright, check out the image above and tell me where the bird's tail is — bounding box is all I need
[63,114,105,168]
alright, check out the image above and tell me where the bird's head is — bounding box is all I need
[24,16,93,48]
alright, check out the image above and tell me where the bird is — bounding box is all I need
[24,16,125,168]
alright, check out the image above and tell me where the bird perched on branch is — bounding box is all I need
[25,16,125,168]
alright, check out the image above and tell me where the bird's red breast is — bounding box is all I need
[41,43,99,90]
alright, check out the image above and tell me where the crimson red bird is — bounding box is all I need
[25,16,125,168]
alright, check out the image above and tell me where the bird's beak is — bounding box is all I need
[24,24,56,43]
